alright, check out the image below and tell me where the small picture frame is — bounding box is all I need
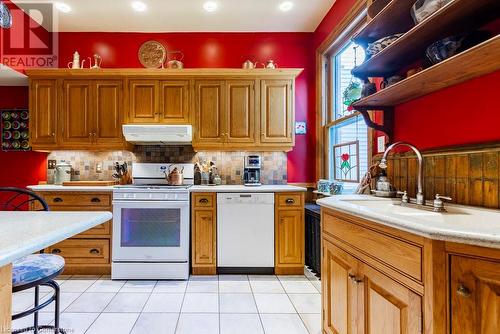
[295,121,306,135]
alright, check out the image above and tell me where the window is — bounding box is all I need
[328,41,368,185]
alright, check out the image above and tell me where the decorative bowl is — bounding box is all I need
[411,0,452,24]
[329,182,344,195]
[366,33,403,57]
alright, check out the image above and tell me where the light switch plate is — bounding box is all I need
[377,136,386,153]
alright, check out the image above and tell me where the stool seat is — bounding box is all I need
[12,254,65,288]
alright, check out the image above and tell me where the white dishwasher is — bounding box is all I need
[217,193,275,274]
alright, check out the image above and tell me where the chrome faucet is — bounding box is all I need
[379,142,425,205]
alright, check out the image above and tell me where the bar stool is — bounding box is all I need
[0,187,66,334]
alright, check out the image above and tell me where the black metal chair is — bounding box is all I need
[0,187,66,334]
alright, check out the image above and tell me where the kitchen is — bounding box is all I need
[0,0,499,333]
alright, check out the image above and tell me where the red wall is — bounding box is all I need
[314,0,500,153]
[57,32,316,183]
[0,87,48,187]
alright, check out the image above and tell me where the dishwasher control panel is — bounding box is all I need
[217,193,274,204]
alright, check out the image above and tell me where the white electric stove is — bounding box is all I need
[111,163,193,280]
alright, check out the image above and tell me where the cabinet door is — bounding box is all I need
[192,209,217,274]
[450,256,500,334]
[159,80,190,124]
[322,240,361,334]
[260,79,293,144]
[94,80,123,146]
[61,80,93,146]
[359,263,422,334]
[30,79,58,147]
[194,81,225,144]
[275,208,304,271]
[128,80,159,123]
[226,80,255,144]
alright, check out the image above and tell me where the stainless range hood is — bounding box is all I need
[122,124,192,145]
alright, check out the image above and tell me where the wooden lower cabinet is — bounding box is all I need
[450,255,500,333]
[33,191,113,275]
[191,193,217,275]
[275,192,305,275]
[322,207,500,334]
[191,191,305,275]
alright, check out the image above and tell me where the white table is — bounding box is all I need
[0,211,112,333]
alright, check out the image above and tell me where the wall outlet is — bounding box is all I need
[377,136,386,153]
[96,163,102,173]
[47,160,56,169]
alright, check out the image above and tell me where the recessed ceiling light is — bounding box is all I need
[54,2,71,13]
[203,1,218,12]
[279,1,294,12]
[131,1,147,12]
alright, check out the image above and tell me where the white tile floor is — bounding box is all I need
[12,269,321,334]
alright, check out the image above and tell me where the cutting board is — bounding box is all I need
[62,180,119,186]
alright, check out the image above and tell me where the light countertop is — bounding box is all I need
[28,185,115,192]
[28,184,306,193]
[0,211,112,267]
[317,195,500,249]
[190,185,307,192]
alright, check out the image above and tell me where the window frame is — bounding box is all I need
[315,1,371,181]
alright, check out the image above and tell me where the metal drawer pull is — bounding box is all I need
[91,197,101,203]
[348,273,363,284]
[457,284,471,297]
[89,248,100,255]
[53,197,63,203]
[285,198,295,204]
[51,248,61,254]
[199,198,209,204]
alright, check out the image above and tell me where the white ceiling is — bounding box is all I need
[12,0,336,32]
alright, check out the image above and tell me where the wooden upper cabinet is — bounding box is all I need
[94,80,123,146]
[450,256,500,334]
[61,80,93,146]
[128,80,159,123]
[323,240,361,334]
[359,263,422,334]
[260,79,293,144]
[159,80,190,124]
[194,81,225,144]
[226,80,255,144]
[30,79,58,147]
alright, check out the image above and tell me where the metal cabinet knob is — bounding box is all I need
[199,198,209,204]
[91,197,101,203]
[53,197,63,203]
[456,284,471,297]
[348,273,363,284]
[285,198,295,205]
[89,248,100,255]
[51,248,61,254]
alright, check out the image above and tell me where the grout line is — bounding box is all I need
[249,274,268,334]
[127,280,157,334]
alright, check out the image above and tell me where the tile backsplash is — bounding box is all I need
[47,146,287,185]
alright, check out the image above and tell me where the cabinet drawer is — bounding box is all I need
[323,213,422,282]
[46,206,111,236]
[47,239,110,264]
[192,193,215,208]
[44,193,111,207]
[276,193,303,208]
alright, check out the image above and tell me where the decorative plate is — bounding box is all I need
[0,2,13,29]
[138,41,167,68]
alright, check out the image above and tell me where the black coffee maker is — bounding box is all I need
[243,155,262,186]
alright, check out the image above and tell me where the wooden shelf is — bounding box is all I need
[352,35,500,108]
[354,0,415,45]
[353,0,500,78]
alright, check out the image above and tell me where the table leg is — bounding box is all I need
[0,264,12,334]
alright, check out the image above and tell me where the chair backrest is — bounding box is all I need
[0,187,49,211]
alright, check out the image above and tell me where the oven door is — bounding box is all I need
[112,200,189,262]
